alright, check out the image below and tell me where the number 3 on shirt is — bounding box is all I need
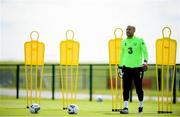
[128,47,133,54]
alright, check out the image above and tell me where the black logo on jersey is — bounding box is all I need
[128,47,133,54]
[133,42,137,46]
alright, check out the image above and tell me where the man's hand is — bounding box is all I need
[118,66,123,78]
[143,60,148,71]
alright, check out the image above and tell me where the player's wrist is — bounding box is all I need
[143,60,148,64]
[143,60,148,71]
[118,66,123,69]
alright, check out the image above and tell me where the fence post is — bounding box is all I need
[52,65,55,100]
[173,67,176,104]
[89,64,93,101]
[16,65,20,99]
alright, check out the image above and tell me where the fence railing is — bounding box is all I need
[0,63,179,103]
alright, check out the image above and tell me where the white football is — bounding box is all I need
[67,104,79,114]
[29,103,40,114]
[96,95,103,102]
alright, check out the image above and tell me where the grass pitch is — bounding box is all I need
[0,96,180,117]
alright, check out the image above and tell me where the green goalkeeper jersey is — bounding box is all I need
[119,36,148,68]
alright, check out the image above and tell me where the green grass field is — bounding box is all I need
[0,96,180,117]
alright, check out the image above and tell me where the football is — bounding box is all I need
[67,104,79,114]
[96,95,103,102]
[29,103,40,114]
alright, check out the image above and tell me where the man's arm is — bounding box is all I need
[118,41,124,78]
[141,39,148,61]
[140,39,148,71]
[119,41,124,67]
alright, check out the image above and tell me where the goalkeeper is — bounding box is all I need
[118,25,148,114]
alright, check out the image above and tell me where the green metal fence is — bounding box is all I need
[0,64,180,103]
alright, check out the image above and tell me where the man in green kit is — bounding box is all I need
[118,25,148,114]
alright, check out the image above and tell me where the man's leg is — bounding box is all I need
[121,67,132,114]
[133,69,144,113]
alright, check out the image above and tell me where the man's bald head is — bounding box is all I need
[126,25,135,38]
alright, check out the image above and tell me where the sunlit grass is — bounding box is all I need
[0,96,180,117]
